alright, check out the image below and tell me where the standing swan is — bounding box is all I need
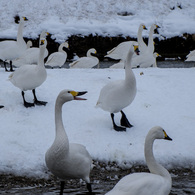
[45,90,93,195]
[105,23,147,61]
[9,38,47,107]
[69,48,99,68]
[12,31,49,67]
[106,126,172,195]
[96,45,139,131]
[0,16,28,71]
[45,42,69,68]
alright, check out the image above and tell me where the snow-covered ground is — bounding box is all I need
[0,0,195,42]
[0,66,195,178]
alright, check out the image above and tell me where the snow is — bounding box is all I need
[0,0,195,42]
[0,67,195,178]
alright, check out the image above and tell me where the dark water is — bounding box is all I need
[62,59,195,69]
[0,167,195,195]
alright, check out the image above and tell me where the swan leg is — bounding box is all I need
[111,113,126,131]
[0,105,4,109]
[87,183,92,193]
[22,91,35,108]
[9,61,14,72]
[4,61,9,72]
[32,89,47,106]
[60,181,65,195]
[120,110,133,128]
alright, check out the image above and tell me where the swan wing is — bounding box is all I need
[46,52,67,67]
[105,41,137,60]
[106,173,171,195]
[69,57,98,68]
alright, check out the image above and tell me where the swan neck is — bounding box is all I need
[124,50,134,80]
[38,45,45,67]
[148,26,155,53]
[144,136,171,179]
[17,20,25,45]
[55,99,69,147]
[137,26,145,48]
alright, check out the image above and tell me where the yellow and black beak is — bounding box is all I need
[163,130,172,141]
[69,91,87,100]
[40,39,45,45]
[143,25,147,30]
[133,45,140,55]
[23,17,28,21]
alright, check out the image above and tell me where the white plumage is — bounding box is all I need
[0,16,28,71]
[96,45,138,131]
[9,38,47,107]
[69,48,99,68]
[185,50,195,61]
[45,42,69,68]
[132,24,160,68]
[45,90,93,194]
[12,31,49,67]
[106,126,172,195]
[105,24,147,61]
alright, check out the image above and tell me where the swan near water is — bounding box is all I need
[9,38,47,108]
[69,48,99,68]
[12,31,49,67]
[96,44,138,131]
[45,42,69,68]
[185,50,195,61]
[0,16,28,71]
[45,89,93,195]
[107,24,160,69]
[105,24,147,61]
[106,126,172,195]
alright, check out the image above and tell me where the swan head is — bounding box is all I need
[149,126,172,141]
[57,90,87,104]
[87,48,97,56]
[140,23,147,30]
[14,15,28,24]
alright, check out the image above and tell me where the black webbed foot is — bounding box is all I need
[24,102,35,108]
[111,113,126,132]
[34,100,47,106]
[120,110,133,128]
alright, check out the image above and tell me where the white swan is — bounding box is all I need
[132,24,160,68]
[45,42,69,68]
[96,45,138,131]
[12,31,49,67]
[185,50,195,61]
[0,16,28,71]
[9,38,47,108]
[109,59,125,69]
[69,48,99,68]
[105,24,147,60]
[106,126,172,195]
[26,40,33,49]
[45,90,93,195]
